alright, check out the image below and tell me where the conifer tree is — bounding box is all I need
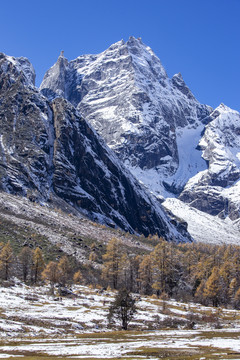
[19,247,32,283]
[73,269,83,284]
[233,287,240,309]
[229,277,238,305]
[89,242,100,262]
[139,254,153,295]
[42,261,59,293]
[32,247,45,284]
[0,242,13,280]
[203,266,221,307]
[130,255,142,293]
[194,279,206,304]
[219,260,233,304]
[119,253,131,289]
[89,251,98,262]
[108,288,137,330]
[102,238,122,289]
[232,250,240,287]
[57,255,71,287]
[152,238,170,295]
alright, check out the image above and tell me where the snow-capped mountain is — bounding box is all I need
[2,36,240,244]
[0,52,189,241]
[40,37,211,198]
[40,36,240,234]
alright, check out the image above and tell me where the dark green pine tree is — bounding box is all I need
[108,288,137,330]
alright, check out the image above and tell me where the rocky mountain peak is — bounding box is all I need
[40,51,69,100]
[126,36,146,54]
[216,102,237,115]
[0,53,36,87]
[2,40,240,244]
[125,36,168,82]
[40,38,211,197]
[171,72,195,100]
[38,39,240,229]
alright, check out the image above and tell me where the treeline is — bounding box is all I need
[1,237,240,309]
[0,242,83,290]
[101,237,240,309]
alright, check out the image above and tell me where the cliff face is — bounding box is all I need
[0,52,190,241]
[51,97,181,238]
[0,52,54,199]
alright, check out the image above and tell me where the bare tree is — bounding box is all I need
[19,247,33,283]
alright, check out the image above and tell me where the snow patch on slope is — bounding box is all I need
[128,124,207,198]
[183,104,240,194]
[165,124,208,193]
[163,198,240,245]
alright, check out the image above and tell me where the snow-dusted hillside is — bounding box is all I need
[163,198,240,245]
[0,283,240,358]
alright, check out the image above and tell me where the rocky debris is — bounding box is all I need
[0,191,155,266]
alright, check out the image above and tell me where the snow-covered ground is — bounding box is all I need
[1,329,240,358]
[163,197,240,245]
[0,283,240,358]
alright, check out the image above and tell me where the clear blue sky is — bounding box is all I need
[1,0,239,111]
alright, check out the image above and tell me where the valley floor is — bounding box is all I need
[0,283,240,359]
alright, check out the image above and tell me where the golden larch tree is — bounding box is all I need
[0,242,13,280]
[203,266,221,307]
[102,238,122,289]
[32,247,45,284]
[42,261,59,293]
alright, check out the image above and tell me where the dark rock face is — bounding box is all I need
[179,188,227,216]
[51,97,175,237]
[0,53,190,241]
[0,53,54,199]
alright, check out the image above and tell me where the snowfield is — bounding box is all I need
[0,282,240,359]
[163,198,240,245]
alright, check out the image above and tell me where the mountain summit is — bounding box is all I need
[40,37,240,231]
[40,37,211,198]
